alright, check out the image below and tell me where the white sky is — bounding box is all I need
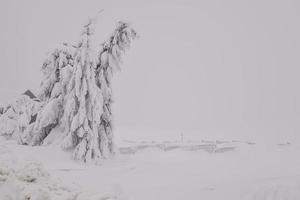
[1,0,300,142]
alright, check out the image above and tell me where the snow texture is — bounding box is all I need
[0,138,126,200]
[1,136,300,200]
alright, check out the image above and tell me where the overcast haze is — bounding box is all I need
[1,0,300,142]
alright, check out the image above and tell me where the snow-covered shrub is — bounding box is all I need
[0,160,75,200]
[0,144,124,200]
[16,162,49,183]
[0,110,18,138]
[0,95,42,142]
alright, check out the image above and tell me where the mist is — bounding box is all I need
[1,0,300,142]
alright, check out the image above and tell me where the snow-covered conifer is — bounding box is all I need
[58,18,106,162]
[21,45,75,145]
[18,18,137,162]
[95,21,138,156]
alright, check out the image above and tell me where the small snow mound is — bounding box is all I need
[0,141,127,200]
[16,162,49,183]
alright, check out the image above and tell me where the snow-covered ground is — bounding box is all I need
[1,136,300,200]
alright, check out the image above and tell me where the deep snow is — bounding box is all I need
[1,136,300,200]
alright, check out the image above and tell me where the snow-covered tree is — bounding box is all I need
[21,19,137,162]
[21,44,75,145]
[57,18,106,162]
[95,21,137,157]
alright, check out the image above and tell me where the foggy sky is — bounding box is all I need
[1,0,300,142]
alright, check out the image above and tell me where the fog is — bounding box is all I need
[1,0,300,142]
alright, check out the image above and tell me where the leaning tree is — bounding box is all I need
[22,18,137,162]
